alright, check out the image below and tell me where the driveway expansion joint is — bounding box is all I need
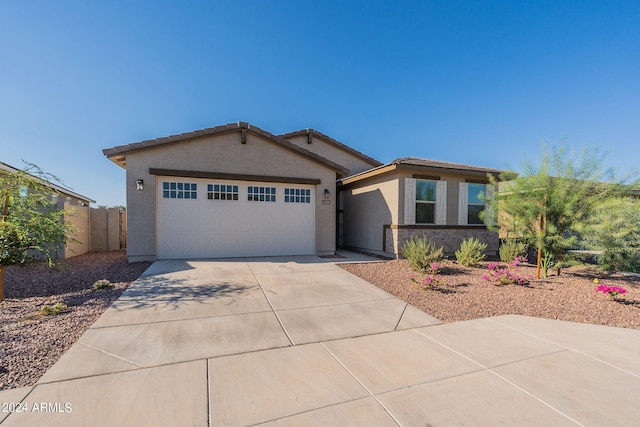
[486,317,640,379]
[89,308,275,329]
[247,396,401,427]
[319,342,404,426]
[393,303,409,331]
[247,261,295,346]
[273,296,395,312]
[78,342,146,368]
[412,327,586,426]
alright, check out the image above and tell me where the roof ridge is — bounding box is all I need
[278,128,382,167]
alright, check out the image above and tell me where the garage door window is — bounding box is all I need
[248,186,276,202]
[163,182,197,199]
[284,188,311,203]
[208,184,239,201]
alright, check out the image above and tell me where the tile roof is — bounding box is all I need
[0,161,95,203]
[103,122,350,176]
[391,157,505,174]
[339,157,506,185]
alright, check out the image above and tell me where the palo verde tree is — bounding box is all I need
[0,163,76,301]
[486,144,633,279]
[582,197,640,272]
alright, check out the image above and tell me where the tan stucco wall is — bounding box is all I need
[342,172,399,252]
[124,131,337,260]
[90,207,123,251]
[343,167,498,255]
[396,169,490,226]
[90,208,108,251]
[286,135,376,175]
[63,203,90,258]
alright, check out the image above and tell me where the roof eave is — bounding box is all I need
[395,162,504,176]
[338,163,398,185]
[392,158,506,176]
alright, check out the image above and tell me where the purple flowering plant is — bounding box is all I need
[482,256,531,286]
[412,262,447,290]
[595,284,627,298]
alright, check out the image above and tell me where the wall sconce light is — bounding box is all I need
[324,189,330,198]
[136,179,144,191]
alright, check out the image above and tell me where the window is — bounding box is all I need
[163,182,197,199]
[248,186,276,202]
[208,184,238,201]
[467,184,486,225]
[284,188,311,203]
[415,179,436,224]
[404,178,446,225]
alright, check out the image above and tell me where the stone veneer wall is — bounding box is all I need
[385,226,499,258]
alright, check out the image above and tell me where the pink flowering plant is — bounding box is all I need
[482,256,532,285]
[595,284,627,298]
[412,262,447,290]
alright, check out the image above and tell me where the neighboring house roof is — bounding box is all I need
[0,161,95,204]
[278,128,383,168]
[103,122,350,177]
[340,156,506,185]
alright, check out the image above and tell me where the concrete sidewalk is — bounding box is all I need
[2,255,639,426]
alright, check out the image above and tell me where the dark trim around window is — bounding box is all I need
[413,174,441,181]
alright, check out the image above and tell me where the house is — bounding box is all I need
[339,157,503,257]
[102,122,380,261]
[103,122,502,261]
[0,161,95,259]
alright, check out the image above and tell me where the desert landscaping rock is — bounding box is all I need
[0,252,151,390]
[340,259,640,329]
[3,252,639,393]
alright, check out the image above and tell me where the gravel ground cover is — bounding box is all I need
[3,253,639,391]
[0,251,151,390]
[340,259,640,329]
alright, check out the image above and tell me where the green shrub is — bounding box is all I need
[598,248,640,273]
[499,239,527,263]
[455,237,487,267]
[92,279,113,291]
[584,197,640,273]
[556,252,585,270]
[39,302,68,316]
[401,236,443,272]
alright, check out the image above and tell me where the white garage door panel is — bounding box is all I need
[157,178,315,259]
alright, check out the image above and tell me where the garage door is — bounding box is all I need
[157,177,315,259]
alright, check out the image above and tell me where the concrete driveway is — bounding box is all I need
[2,254,640,426]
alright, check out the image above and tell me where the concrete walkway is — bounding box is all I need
[2,254,640,426]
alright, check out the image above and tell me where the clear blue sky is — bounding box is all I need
[1,0,638,206]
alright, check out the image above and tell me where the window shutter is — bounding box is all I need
[484,184,495,225]
[404,178,416,225]
[436,180,447,225]
[458,182,468,225]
